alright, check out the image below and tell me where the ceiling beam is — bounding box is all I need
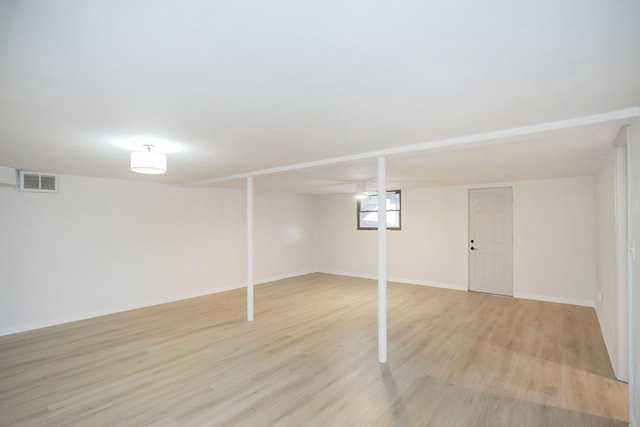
[185,107,640,187]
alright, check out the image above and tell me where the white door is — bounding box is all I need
[469,187,513,296]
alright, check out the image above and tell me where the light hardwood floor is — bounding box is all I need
[0,273,628,426]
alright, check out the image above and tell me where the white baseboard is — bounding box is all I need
[388,277,467,292]
[320,271,598,307]
[316,269,467,292]
[0,270,314,337]
[0,270,597,336]
[512,292,593,307]
[317,269,377,281]
[254,270,316,285]
[594,306,618,379]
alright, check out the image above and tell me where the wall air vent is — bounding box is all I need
[20,171,58,193]
[0,165,17,188]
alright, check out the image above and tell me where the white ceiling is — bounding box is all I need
[1,0,639,193]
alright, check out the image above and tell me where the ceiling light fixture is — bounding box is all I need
[130,145,167,174]
[355,182,368,200]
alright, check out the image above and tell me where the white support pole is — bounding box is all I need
[377,156,387,363]
[247,176,254,321]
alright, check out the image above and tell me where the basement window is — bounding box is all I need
[357,190,401,230]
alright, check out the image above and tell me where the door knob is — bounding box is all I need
[470,247,476,250]
[470,239,474,243]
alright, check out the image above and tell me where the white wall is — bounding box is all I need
[614,144,629,383]
[594,147,618,371]
[512,177,596,306]
[254,190,317,279]
[628,119,640,427]
[0,175,316,335]
[316,186,469,290]
[593,139,630,381]
[316,176,596,306]
[0,172,602,339]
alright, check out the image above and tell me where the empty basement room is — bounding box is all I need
[1,1,640,426]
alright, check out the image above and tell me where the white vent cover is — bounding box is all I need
[20,171,58,192]
[0,165,16,187]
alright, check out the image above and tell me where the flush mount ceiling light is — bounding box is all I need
[130,145,167,174]
[355,181,368,200]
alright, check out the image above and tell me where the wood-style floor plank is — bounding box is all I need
[0,273,628,426]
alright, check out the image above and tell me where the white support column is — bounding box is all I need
[377,156,387,363]
[247,176,254,321]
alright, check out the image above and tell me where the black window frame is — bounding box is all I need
[356,190,401,230]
